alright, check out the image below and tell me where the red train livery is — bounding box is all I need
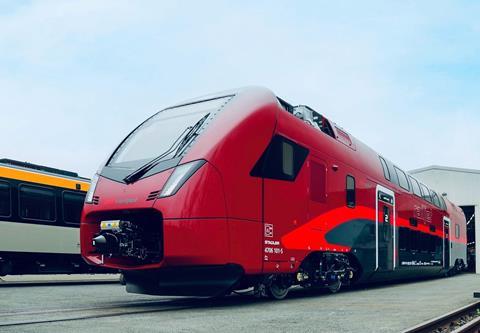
[80,87,467,299]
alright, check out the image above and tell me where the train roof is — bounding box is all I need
[0,158,90,191]
[271,89,452,212]
[0,159,86,179]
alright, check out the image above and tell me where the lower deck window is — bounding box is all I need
[0,181,11,217]
[19,185,56,221]
[63,191,85,224]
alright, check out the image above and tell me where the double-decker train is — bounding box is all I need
[80,87,467,299]
[0,159,112,275]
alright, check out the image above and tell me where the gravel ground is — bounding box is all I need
[0,273,479,333]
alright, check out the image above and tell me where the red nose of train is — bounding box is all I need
[80,158,228,272]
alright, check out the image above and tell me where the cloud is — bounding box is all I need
[0,1,479,176]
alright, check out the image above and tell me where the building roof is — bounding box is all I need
[410,165,480,176]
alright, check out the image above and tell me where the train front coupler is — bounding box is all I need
[92,220,161,262]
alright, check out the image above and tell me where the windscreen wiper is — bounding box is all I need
[123,113,209,184]
[172,113,209,158]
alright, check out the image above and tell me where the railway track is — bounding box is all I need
[0,279,119,287]
[0,274,120,287]
[0,298,202,328]
[403,301,480,333]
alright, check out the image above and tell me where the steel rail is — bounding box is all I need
[0,279,119,287]
[0,298,203,328]
[402,301,480,333]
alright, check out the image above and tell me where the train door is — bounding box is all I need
[259,136,309,268]
[443,217,451,269]
[376,185,395,271]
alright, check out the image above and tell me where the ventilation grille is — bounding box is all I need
[92,196,100,205]
[146,190,161,201]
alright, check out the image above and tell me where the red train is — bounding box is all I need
[80,87,467,299]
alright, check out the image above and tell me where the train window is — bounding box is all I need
[63,191,85,225]
[399,228,408,250]
[310,162,327,202]
[19,185,56,222]
[394,167,410,191]
[282,142,294,176]
[409,217,418,227]
[439,195,447,210]
[419,183,432,203]
[250,135,309,181]
[455,224,460,239]
[0,181,11,217]
[346,175,355,208]
[379,157,390,181]
[430,191,441,208]
[386,162,399,186]
[409,177,422,197]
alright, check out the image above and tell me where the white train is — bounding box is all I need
[0,159,111,275]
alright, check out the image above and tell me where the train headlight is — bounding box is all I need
[159,160,206,198]
[85,173,99,204]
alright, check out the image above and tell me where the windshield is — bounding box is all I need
[108,96,231,168]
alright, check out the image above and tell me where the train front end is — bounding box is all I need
[80,88,278,296]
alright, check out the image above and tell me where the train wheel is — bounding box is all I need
[265,275,290,300]
[326,278,342,293]
[267,282,289,300]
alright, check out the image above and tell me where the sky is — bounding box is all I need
[0,0,479,178]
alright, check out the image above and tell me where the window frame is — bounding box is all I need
[419,183,432,203]
[430,190,441,209]
[250,135,309,182]
[346,175,356,208]
[439,195,447,210]
[379,156,390,181]
[62,190,86,225]
[0,180,12,218]
[281,141,294,177]
[409,176,422,198]
[394,166,410,191]
[18,183,57,223]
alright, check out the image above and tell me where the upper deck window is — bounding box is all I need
[419,183,432,203]
[19,185,56,222]
[0,181,11,217]
[430,190,441,208]
[108,96,232,169]
[379,157,390,181]
[439,195,447,210]
[409,176,422,197]
[394,167,410,191]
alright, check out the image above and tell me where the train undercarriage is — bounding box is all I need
[251,252,357,299]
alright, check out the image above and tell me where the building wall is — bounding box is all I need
[411,167,480,273]
[411,168,480,205]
